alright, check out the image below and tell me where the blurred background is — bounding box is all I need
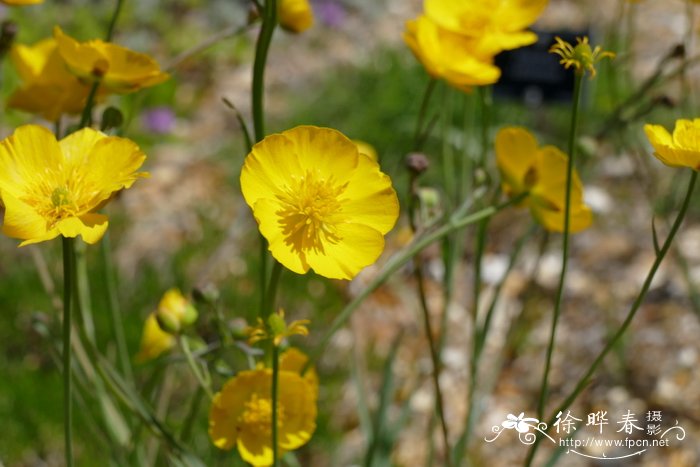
[1,0,700,465]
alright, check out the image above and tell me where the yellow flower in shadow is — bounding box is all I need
[278,0,314,33]
[209,367,317,466]
[53,26,169,93]
[240,126,399,280]
[549,36,615,79]
[135,313,175,363]
[424,0,548,55]
[495,127,592,233]
[403,15,500,91]
[8,38,104,121]
[0,125,148,246]
[644,119,700,170]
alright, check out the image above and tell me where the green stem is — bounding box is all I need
[102,232,134,383]
[271,344,280,467]
[414,260,453,466]
[62,236,76,467]
[252,0,277,142]
[307,192,529,372]
[78,81,100,129]
[264,260,283,319]
[177,336,213,400]
[413,78,437,152]
[526,169,698,466]
[105,0,124,41]
[477,86,492,171]
[537,73,583,419]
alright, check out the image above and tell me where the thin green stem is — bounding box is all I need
[264,260,283,319]
[306,192,529,372]
[62,236,76,467]
[177,336,213,400]
[477,86,492,170]
[102,232,134,383]
[271,344,280,467]
[526,169,698,466]
[105,0,124,41]
[414,260,453,466]
[252,0,277,142]
[78,81,100,129]
[413,78,437,152]
[537,73,583,419]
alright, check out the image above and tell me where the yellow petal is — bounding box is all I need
[495,126,539,194]
[1,191,55,245]
[237,432,274,466]
[341,155,399,235]
[55,214,109,244]
[0,125,63,200]
[276,372,317,450]
[278,0,314,33]
[305,223,386,280]
[533,202,593,233]
[60,129,148,207]
[254,198,311,275]
[135,314,175,363]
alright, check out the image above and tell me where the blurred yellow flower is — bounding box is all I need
[278,0,314,33]
[550,36,614,78]
[644,119,700,169]
[154,288,198,334]
[403,15,500,91]
[495,127,592,233]
[279,347,319,400]
[424,0,548,55]
[1,0,43,4]
[53,26,169,93]
[8,38,103,121]
[240,126,399,280]
[0,125,148,246]
[135,314,175,363]
[209,369,317,466]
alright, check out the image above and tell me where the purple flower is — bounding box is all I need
[143,106,175,134]
[312,0,346,28]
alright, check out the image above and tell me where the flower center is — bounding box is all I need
[239,393,285,438]
[276,171,347,254]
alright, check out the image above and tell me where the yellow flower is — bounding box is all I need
[248,309,310,347]
[53,26,169,93]
[424,0,548,55]
[549,36,615,78]
[1,0,43,4]
[354,140,378,162]
[240,126,399,280]
[280,347,319,400]
[135,314,175,363]
[154,288,198,334]
[403,15,500,91]
[644,119,700,169]
[495,127,592,233]
[209,369,317,466]
[8,38,104,121]
[278,0,314,33]
[0,125,148,246]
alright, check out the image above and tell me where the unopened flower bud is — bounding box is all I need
[406,152,429,175]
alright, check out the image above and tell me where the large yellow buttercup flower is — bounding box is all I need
[8,38,102,121]
[278,0,314,33]
[403,15,500,91]
[209,368,317,466]
[0,125,148,246]
[495,127,592,233]
[644,119,700,170]
[53,26,169,93]
[240,126,399,280]
[424,0,548,56]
